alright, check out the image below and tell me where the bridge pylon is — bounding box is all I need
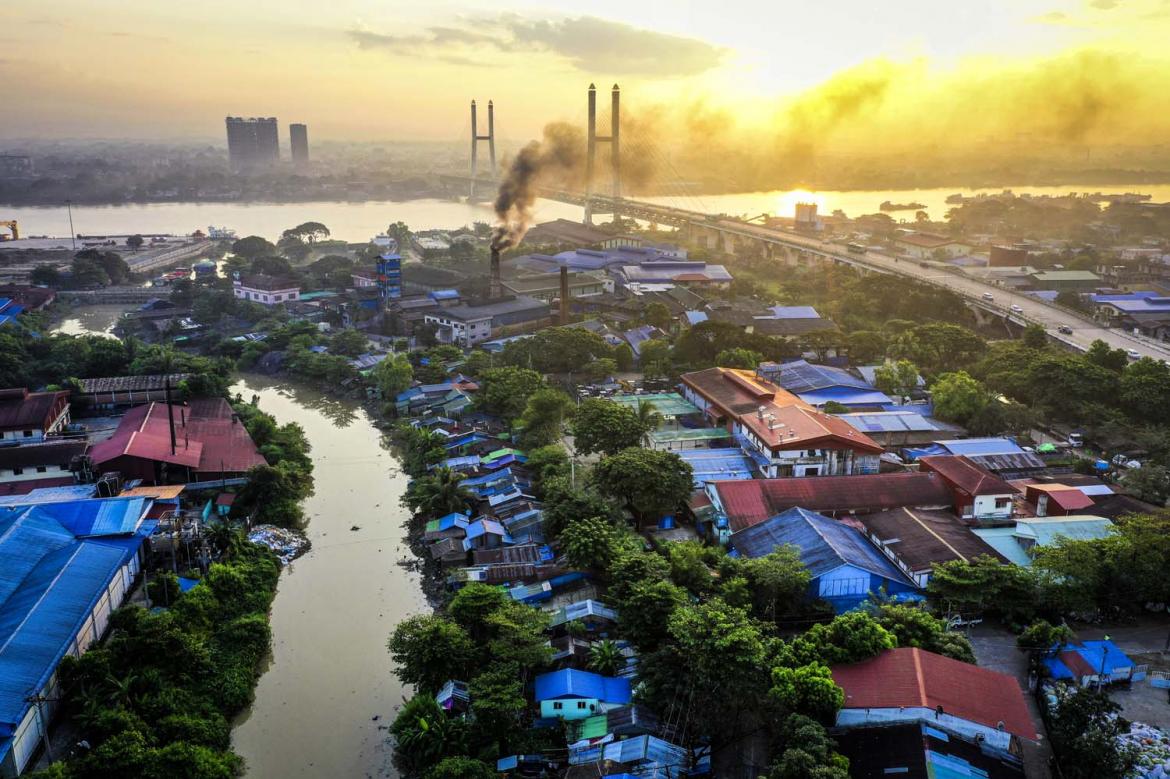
[584,84,620,224]
[469,100,496,201]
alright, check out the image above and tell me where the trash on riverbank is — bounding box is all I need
[248,524,311,565]
[1125,721,1170,779]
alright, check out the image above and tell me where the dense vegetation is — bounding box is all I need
[30,541,281,779]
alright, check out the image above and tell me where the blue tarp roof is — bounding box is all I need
[768,305,820,319]
[535,669,632,704]
[730,507,914,586]
[683,310,708,325]
[0,485,99,507]
[1044,640,1135,679]
[675,448,756,486]
[796,387,893,407]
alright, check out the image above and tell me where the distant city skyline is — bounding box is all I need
[2,0,1169,154]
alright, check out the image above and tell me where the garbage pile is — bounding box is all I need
[1125,721,1170,779]
[247,524,310,565]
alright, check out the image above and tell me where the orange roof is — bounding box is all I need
[119,485,186,499]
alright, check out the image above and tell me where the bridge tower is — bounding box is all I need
[584,84,620,224]
[469,100,496,201]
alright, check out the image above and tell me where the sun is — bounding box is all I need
[775,189,827,218]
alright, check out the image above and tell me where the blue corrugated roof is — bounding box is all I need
[683,310,708,325]
[675,448,756,486]
[796,387,893,407]
[768,305,820,319]
[936,437,1024,457]
[535,669,632,705]
[730,507,914,586]
[0,511,150,740]
[38,497,146,537]
[774,360,873,394]
[0,485,98,507]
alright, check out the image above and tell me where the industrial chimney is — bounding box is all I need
[489,247,502,300]
[559,266,570,325]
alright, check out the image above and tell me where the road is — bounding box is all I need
[704,212,1170,360]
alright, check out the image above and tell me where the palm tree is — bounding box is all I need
[634,400,661,432]
[205,518,242,557]
[588,639,624,676]
[406,467,473,518]
[104,671,139,708]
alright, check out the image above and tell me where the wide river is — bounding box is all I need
[10,183,1170,241]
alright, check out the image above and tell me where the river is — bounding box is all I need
[227,376,423,779]
[9,183,1170,241]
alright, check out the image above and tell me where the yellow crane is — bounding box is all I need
[0,221,17,241]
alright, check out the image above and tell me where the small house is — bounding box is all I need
[918,455,1018,521]
[547,599,618,635]
[1043,639,1146,687]
[972,516,1115,567]
[422,512,470,542]
[461,518,512,551]
[534,669,632,721]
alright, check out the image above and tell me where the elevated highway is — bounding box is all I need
[540,190,1170,361]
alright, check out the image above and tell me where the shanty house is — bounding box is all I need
[918,455,1018,521]
[972,516,1115,566]
[856,507,1009,587]
[0,388,70,443]
[729,507,918,612]
[534,669,632,721]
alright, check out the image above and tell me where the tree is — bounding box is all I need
[237,461,312,526]
[588,640,624,676]
[402,467,472,518]
[846,330,885,363]
[715,347,764,369]
[765,714,850,779]
[1086,338,1129,372]
[523,444,570,493]
[872,359,919,402]
[930,371,988,424]
[328,328,368,357]
[70,255,111,288]
[500,327,612,374]
[784,612,896,667]
[665,540,719,595]
[592,448,693,527]
[475,367,545,421]
[448,583,510,643]
[559,516,620,572]
[390,695,470,775]
[1022,323,1048,349]
[282,221,330,244]
[426,757,494,779]
[613,343,635,371]
[126,234,145,250]
[1118,464,1170,505]
[1016,619,1074,653]
[571,398,649,456]
[541,478,617,539]
[30,264,62,286]
[468,663,527,747]
[1119,358,1170,425]
[890,323,986,375]
[642,302,673,330]
[518,388,574,449]
[614,579,688,653]
[638,338,672,375]
[926,555,1037,622]
[386,221,412,247]
[769,663,845,723]
[230,236,277,261]
[388,615,475,694]
[638,599,771,746]
[374,354,413,400]
[738,548,812,621]
[874,603,975,663]
[1047,687,1139,779]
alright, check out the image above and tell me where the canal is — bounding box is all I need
[228,375,423,779]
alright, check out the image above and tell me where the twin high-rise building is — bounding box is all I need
[225,117,279,170]
[289,123,309,166]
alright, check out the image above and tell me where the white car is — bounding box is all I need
[1128,349,1141,359]
[1010,304,1023,313]
[981,292,995,301]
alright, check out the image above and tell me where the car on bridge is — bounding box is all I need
[1058,325,1073,335]
[1010,304,1023,313]
[1127,349,1141,359]
[981,292,994,301]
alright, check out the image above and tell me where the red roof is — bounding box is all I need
[918,455,1017,496]
[714,472,952,532]
[831,648,1038,740]
[90,399,267,475]
[1025,483,1095,512]
[0,476,76,496]
[0,388,69,433]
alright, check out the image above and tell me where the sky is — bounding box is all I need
[2,0,1169,146]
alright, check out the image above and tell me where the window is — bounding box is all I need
[995,497,1012,509]
[12,467,21,475]
[552,701,563,710]
[23,430,33,438]
[36,466,47,473]
[576,701,587,709]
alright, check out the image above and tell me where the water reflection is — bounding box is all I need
[244,377,363,429]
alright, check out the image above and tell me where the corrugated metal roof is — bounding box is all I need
[773,360,872,394]
[831,648,1038,740]
[0,485,98,507]
[675,448,756,486]
[547,599,618,627]
[535,669,632,705]
[936,438,1024,457]
[768,305,820,319]
[730,507,914,587]
[38,497,147,537]
[834,411,951,433]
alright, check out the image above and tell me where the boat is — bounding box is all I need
[880,200,927,212]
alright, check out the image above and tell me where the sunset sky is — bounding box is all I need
[2,0,1168,144]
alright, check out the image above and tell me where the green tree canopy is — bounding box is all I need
[475,367,546,421]
[592,448,693,527]
[571,398,649,456]
[518,388,574,449]
[388,615,475,694]
[930,370,988,424]
[715,347,764,369]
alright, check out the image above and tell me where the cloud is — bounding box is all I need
[1032,10,1070,22]
[347,15,725,77]
[1089,0,1119,9]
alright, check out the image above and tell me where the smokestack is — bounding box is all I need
[490,247,501,300]
[164,377,177,456]
[559,266,570,325]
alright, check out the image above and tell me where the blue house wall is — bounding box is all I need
[812,564,918,612]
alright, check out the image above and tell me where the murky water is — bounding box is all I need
[227,376,424,779]
[52,304,125,338]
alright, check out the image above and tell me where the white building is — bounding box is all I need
[232,274,301,305]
